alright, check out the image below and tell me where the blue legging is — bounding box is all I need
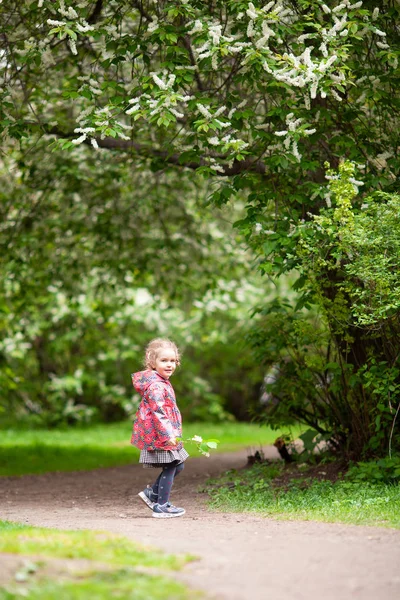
[152,462,184,505]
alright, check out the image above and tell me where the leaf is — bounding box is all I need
[299,428,318,452]
[206,441,218,449]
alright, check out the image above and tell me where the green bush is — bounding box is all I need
[247,163,400,460]
[346,457,400,484]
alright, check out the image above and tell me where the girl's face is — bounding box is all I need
[153,348,177,379]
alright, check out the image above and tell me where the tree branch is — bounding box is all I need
[130,0,152,22]
[88,0,104,24]
[44,126,267,177]
[180,35,205,92]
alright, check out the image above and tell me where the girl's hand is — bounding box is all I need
[169,437,177,446]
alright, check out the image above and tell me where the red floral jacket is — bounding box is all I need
[131,370,183,451]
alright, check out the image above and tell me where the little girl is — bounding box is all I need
[131,338,189,518]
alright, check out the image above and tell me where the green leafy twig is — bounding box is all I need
[177,435,220,457]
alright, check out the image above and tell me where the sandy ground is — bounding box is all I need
[1,447,400,600]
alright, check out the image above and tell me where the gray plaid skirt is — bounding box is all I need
[140,447,189,469]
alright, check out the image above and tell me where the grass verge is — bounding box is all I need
[0,520,196,600]
[206,461,400,529]
[0,421,295,477]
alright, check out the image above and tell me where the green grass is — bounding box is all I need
[0,521,187,568]
[207,462,400,529]
[0,520,196,600]
[0,421,292,477]
[0,570,193,600]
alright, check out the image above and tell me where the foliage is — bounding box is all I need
[0,155,267,423]
[247,163,400,458]
[1,1,400,457]
[0,521,193,600]
[179,435,220,457]
[346,457,400,484]
[207,462,400,528]
[0,421,284,476]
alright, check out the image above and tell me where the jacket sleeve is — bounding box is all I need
[147,383,175,441]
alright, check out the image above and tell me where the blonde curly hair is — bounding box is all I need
[144,338,181,369]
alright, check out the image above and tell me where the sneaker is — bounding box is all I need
[152,502,186,519]
[138,486,158,510]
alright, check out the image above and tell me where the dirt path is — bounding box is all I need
[1,447,400,600]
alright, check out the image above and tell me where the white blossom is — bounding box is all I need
[246,3,258,20]
[298,34,314,43]
[330,89,343,102]
[71,134,87,145]
[209,23,222,45]
[77,107,93,123]
[373,28,387,37]
[215,119,231,128]
[197,41,210,54]
[263,2,276,13]
[214,105,226,118]
[376,41,389,49]
[76,21,95,33]
[67,7,78,19]
[47,19,66,26]
[349,177,364,186]
[148,17,159,33]
[310,81,318,99]
[169,108,184,118]
[320,42,328,57]
[292,141,301,162]
[321,4,331,13]
[372,7,379,20]
[91,138,99,149]
[68,39,77,55]
[198,51,212,60]
[197,103,212,119]
[208,159,225,173]
[208,136,220,146]
[151,72,167,90]
[274,130,288,136]
[247,20,255,37]
[188,20,203,35]
[59,1,78,19]
[333,3,346,13]
[325,54,338,69]
[74,127,95,133]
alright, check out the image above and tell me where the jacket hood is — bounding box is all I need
[132,369,166,394]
